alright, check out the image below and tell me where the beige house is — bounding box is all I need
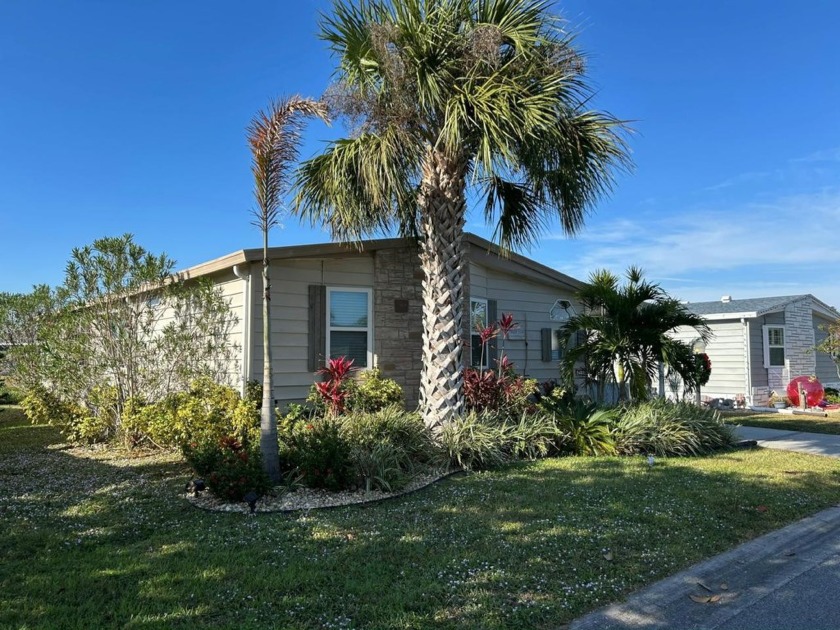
[177,234,584,408]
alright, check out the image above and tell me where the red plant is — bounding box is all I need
[318,356,356,382]
[476,324,498,345]
[495,355,515,376]
[315,379,347,415]
[498,313,518,339]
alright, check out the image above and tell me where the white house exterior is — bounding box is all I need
[670,295,839,406]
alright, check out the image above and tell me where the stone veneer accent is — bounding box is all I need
[373,246,424,408]
[784,297,817,379]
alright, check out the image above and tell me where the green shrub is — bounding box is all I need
[505,412,567,460]
[0,382,22,405]
[824,387,840,404]
[438,411,510,470]
[349,368,405,412]
[539,393,617,456]
[19,385,111,444]
[614,398,735,456]
[244,380,262,409]
[122,377,259,449]
[183,435,270,501]
[281,418,353,491]
[307,366,406,415]
[340,406,435,491]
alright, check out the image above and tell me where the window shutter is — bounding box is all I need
[308,285,326,372]
[541,328,552,362]
[487,299,498,368]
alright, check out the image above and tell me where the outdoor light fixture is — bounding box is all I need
[549,299,576,321]
[243,491,259,515]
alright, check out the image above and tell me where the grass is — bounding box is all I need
[2,404,840,629]
[723,410,840,435]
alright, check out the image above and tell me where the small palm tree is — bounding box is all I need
[558,267,710,402]
[248,96,329,482]
[295,0,629,429]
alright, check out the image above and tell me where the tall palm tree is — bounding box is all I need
[248,96,329,482]
[558,267,710,402]
[295,0,629,429]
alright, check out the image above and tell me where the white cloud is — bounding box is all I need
[543,187,840,308]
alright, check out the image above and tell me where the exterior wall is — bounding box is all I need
[748,312,785,393]
[250,256,375,405]
[372,246,423,408]
[784,297,816,379]
[152,269,245,389]
[672,320,746,400]
[213,271,247,388]
[813,313,839,385]
[469,261,580,383]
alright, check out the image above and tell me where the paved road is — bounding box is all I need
[570,428,840,629]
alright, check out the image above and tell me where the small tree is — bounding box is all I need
[247,96,329,482]
[3,235,239,438]
[559,267,710,403]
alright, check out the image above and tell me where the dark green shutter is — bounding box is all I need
[308,285,326,372]
[541,328,552,362]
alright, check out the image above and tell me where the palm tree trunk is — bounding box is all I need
[260,232,281,482]
[417,150,467,430]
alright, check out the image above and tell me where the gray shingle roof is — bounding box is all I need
[684,295,808,316]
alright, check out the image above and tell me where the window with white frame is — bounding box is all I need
[470,297,488,368]
[327,288,372,368]
[763,325,785,368]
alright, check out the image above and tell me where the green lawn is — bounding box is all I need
[2,405,840,629]
[723,410,840,435]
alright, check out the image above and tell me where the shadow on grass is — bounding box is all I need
[2,406,840,629]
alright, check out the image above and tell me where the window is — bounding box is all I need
[327,288,372,368]
[551,328,563,361]
[763,325,785,368]
[470,297,488,368]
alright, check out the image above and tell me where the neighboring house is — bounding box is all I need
[177,233,584,408]
[670,295,840,406]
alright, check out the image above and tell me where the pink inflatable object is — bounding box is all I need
[786,376,824,407]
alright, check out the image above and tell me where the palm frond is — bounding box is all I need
[293,126,422,242]
[248,96,330,233]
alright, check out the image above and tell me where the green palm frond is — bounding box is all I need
[295,126,422,242]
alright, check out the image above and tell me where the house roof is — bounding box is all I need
[685,294,839,321]
[176,233,585,292]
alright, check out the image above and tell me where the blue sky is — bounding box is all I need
[2,1,839,307]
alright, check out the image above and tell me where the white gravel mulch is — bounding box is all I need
[185,470,458,514]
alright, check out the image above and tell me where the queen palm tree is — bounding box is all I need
[558,267,710,402]
[295,0,629,429]
[248,96,328,482]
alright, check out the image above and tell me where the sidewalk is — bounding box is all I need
[732,425,840,459]
[570,427,840,629]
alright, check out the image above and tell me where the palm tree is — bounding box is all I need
[558,267,710,403]
[247,96,329,482]
[295,0,629,429]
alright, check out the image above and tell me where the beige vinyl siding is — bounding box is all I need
[148,269,245,389]
[250,256,375,404]
[814,313,838,384]
[469,262,579,383]
[673,320,746,399]
[213,272,246,388]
